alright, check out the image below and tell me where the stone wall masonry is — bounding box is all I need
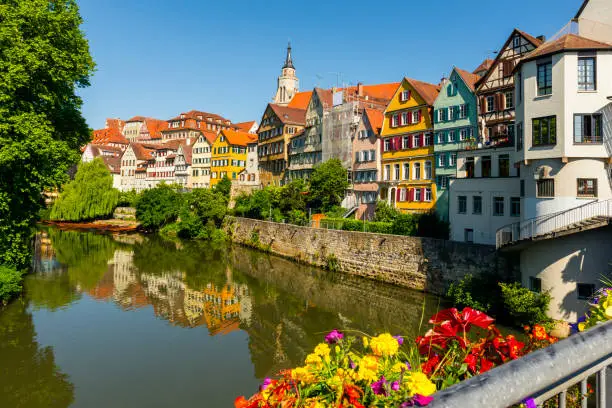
[224,217,518,295]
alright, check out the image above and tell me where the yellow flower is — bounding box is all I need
[305,353,323,367]
[392,362,407,373]
[370,333,399,357]
[314,343,331,357]
[578,322,586,332]
[292,366,316,383]
[405,372,437,396]
[605,306,612,319]
[362,336,369,348]
[356,355,379,382]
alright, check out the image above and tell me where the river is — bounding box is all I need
[0,228,444,407]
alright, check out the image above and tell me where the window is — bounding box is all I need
[532,116,557,146]
[384,165,390,181]
[413,163,421,180]
[577,54,596,91]
[413,134,421,148]
[537,59,552,96]
[401,112,408,126]
[424,188,432,202]
[459,104,467,119]
[449,153,456,167]
[517,122,523,150]
[424,133,432,146]
[400,90,410,102]
[505,91,514,109]
[465,157,474,178]
[529,277,542,293]
[415,188,422,202]
[577,178,597,197]
[437,109,445,122]
[394,164,400,180]
[448,131,456,143]
[513,36,521,48]
[493,197,504,216]
[438,154,446,167]
[459,129,468,141]
[458,196,467,214]
[473,196,482,215]
[448,106,454,121]
[574,114,603,144]
[499,154,510,177]
[577,283,595,300]
[486,96,495,113]
[403,163,409,180]
[482,156,492,178]
[464,229,474,243]
[537,179,555,198]
[438,176,448,189]
[402,135,410,149]
[392,114,399,127]
[400,188,407,202]
[384,139,391,152]
[413,110,421,124]
[424,161,432,179]
[437,133,445,144]
[510,197,520,217]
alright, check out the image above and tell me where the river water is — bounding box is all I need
[0,228,444,408]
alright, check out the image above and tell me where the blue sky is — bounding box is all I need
[78,0,582,129]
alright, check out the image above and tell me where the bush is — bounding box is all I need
[308,159,349,212]
[374,201,401,223]
[499,282,551,326]
[117,190,141,207]
[50,158,119,221]
[324,205,346,219]
[0,266,22,305]
[287,209,308,226]
[136,184,183,231]
[391,214,418,236]
[447,274,492,312]
[214,176,232,199]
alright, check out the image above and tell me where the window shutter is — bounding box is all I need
[396,188,401,202]
[395,137,401,150]
[408,135,413,149]
[496,94,503,112]
[409,188,414,201]
[420,188,426,202]
[380,139,385,151]
[407,111,413,124]
[434,110,438,124]
[479,97,486,114]
[419,133,424,146]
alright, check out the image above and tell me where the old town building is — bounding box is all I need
[210,129,257,186]
[190,130,217,188]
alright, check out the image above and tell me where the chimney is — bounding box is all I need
[357,82,364,97]
[537,35,546,43]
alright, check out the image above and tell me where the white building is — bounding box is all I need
[174,140,194,189]
[449,146,521,245]
[237,140,259,186]
[119,143,155,192]
[190,131,216,188]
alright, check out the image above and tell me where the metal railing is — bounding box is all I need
[496,199,612,249]
[428,320,612,408]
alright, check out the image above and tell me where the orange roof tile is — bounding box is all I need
[454,67,481,92]
[130,143,156,160]
[364,108,384,134]
[126,116,147,123]
[92,127,129,145]
[287,91,312,109]
[143,118,168,139]
[102,156,121,174]
[404,78,441,106]
[472,59,494,75]
[268,104,307,126]
[516,29,545,47]
[234,121,257,133]
[219,129,257,147]
[344,82,401,103]
[200,130,218,145]
[519,34,612,64]
[105,118,125,132]
[170,110,231,124]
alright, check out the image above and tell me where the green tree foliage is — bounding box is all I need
[277,179,307,214]
[50,158,119,221]
[308,159,349,213]
[214,176,232,199]
[136,184,183,231]
[0,266,22,305]
[117,190,141,207]
[446,274,492,312]
[391,214,418,236]
[499,282,552,326]
[373,201,401,223]
[173,188,228,239]
[0,0,95,268]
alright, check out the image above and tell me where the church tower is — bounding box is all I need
[273,43,299,106]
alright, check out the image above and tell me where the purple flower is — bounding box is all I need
[391,381,400,391]
[405,361,412,370]
[259,378,272,391]
[325,329,344,344]
[348,357,356,369]
[371,376,388,396]
[522,398,537,408]
[401,395,434,407]
[394,335,404,345]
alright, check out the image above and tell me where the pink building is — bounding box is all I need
[350,108,384,220]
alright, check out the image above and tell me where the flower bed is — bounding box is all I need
[236,307,559,407]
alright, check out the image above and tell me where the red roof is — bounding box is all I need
[344,82,401,103]
[179,144,193,165]
[105,118,125,132]
[130,143,156,160]
[126,116,147,123]
[219,129,257,147]
[364,108,384,134]
[454,67,481,92]
[519,34,612,63]
[170,110,231,124]
[287,91,312,109]
[92,127,129,145]
[404,78,441,106]
[102,156,121,174]
[143,118,168,139]
[268,104,307,126]
[472,59,494,75]
[200,130,217,145]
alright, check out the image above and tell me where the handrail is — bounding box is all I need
[496,199,612,249]
[428,320,612,408]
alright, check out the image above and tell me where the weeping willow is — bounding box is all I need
[50,158,119,221]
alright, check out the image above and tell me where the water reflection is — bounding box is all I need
[3,228,443,406]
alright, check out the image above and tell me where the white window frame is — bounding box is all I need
[424,161,432,179]
[392,114,399,127]
[413,163,421,180]
[424,188,432,202]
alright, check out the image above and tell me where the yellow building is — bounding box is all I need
[210,129,257,186]
[380,78,440,213]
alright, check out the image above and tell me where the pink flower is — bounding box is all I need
[259,378,272,392]
[371,376,388,396]
[393,335,405,345]
[325,329,344,344]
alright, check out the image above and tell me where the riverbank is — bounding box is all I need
[40,219,140,233]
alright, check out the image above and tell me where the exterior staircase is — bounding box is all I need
[496,199,612,249]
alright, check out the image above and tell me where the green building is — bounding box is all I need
[433,67,481,221]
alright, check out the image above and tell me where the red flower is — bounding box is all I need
[479,358,494,373]
[429,307,495,333]
[464,353,478,373]
[234,395,262,408]
[421,354,441,376]
[341,384,365,408]
[417,321,466,356]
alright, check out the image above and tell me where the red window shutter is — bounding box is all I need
[395,137,401,150]
[419,133,424,146]
[396,188,401,202]
[420,188,426,202]
[409,188,414,201]
[381,138,385,151]
[496,93,503,112]
[408,135,413,149]
[407,111,413,124]
[479,97,486,114]
[407,91,411,101]
[416,110,421,123]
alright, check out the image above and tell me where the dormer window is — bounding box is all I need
[513,36,520,48]
[400,90,410,102]
[180,114,185,119]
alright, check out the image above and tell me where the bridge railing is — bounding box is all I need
[428,320,612,408]
[496,199,612,249]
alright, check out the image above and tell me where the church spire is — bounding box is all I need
[283,42,294,69]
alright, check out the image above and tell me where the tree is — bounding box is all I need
[136,185,183,231]
[214,176,232,199]
[0,0,95,268]
[50,158,119,221]
[308,159,349,213]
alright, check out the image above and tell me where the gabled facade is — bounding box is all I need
[123,117,148,141]
[210,129,257,186]
[476,29,543,148]
[234,121,259,134]
[175,141,193,189]
[120,143,155,192]
[191,131,216,188]
[433,67,480,221]
[146,140,185,188]
[257,104,305,186]
[379,78,440,213]
[136,118,167,144]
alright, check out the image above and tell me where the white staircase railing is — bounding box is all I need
[496,199,612,249]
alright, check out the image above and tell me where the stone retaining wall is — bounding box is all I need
[224,217,518,295]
